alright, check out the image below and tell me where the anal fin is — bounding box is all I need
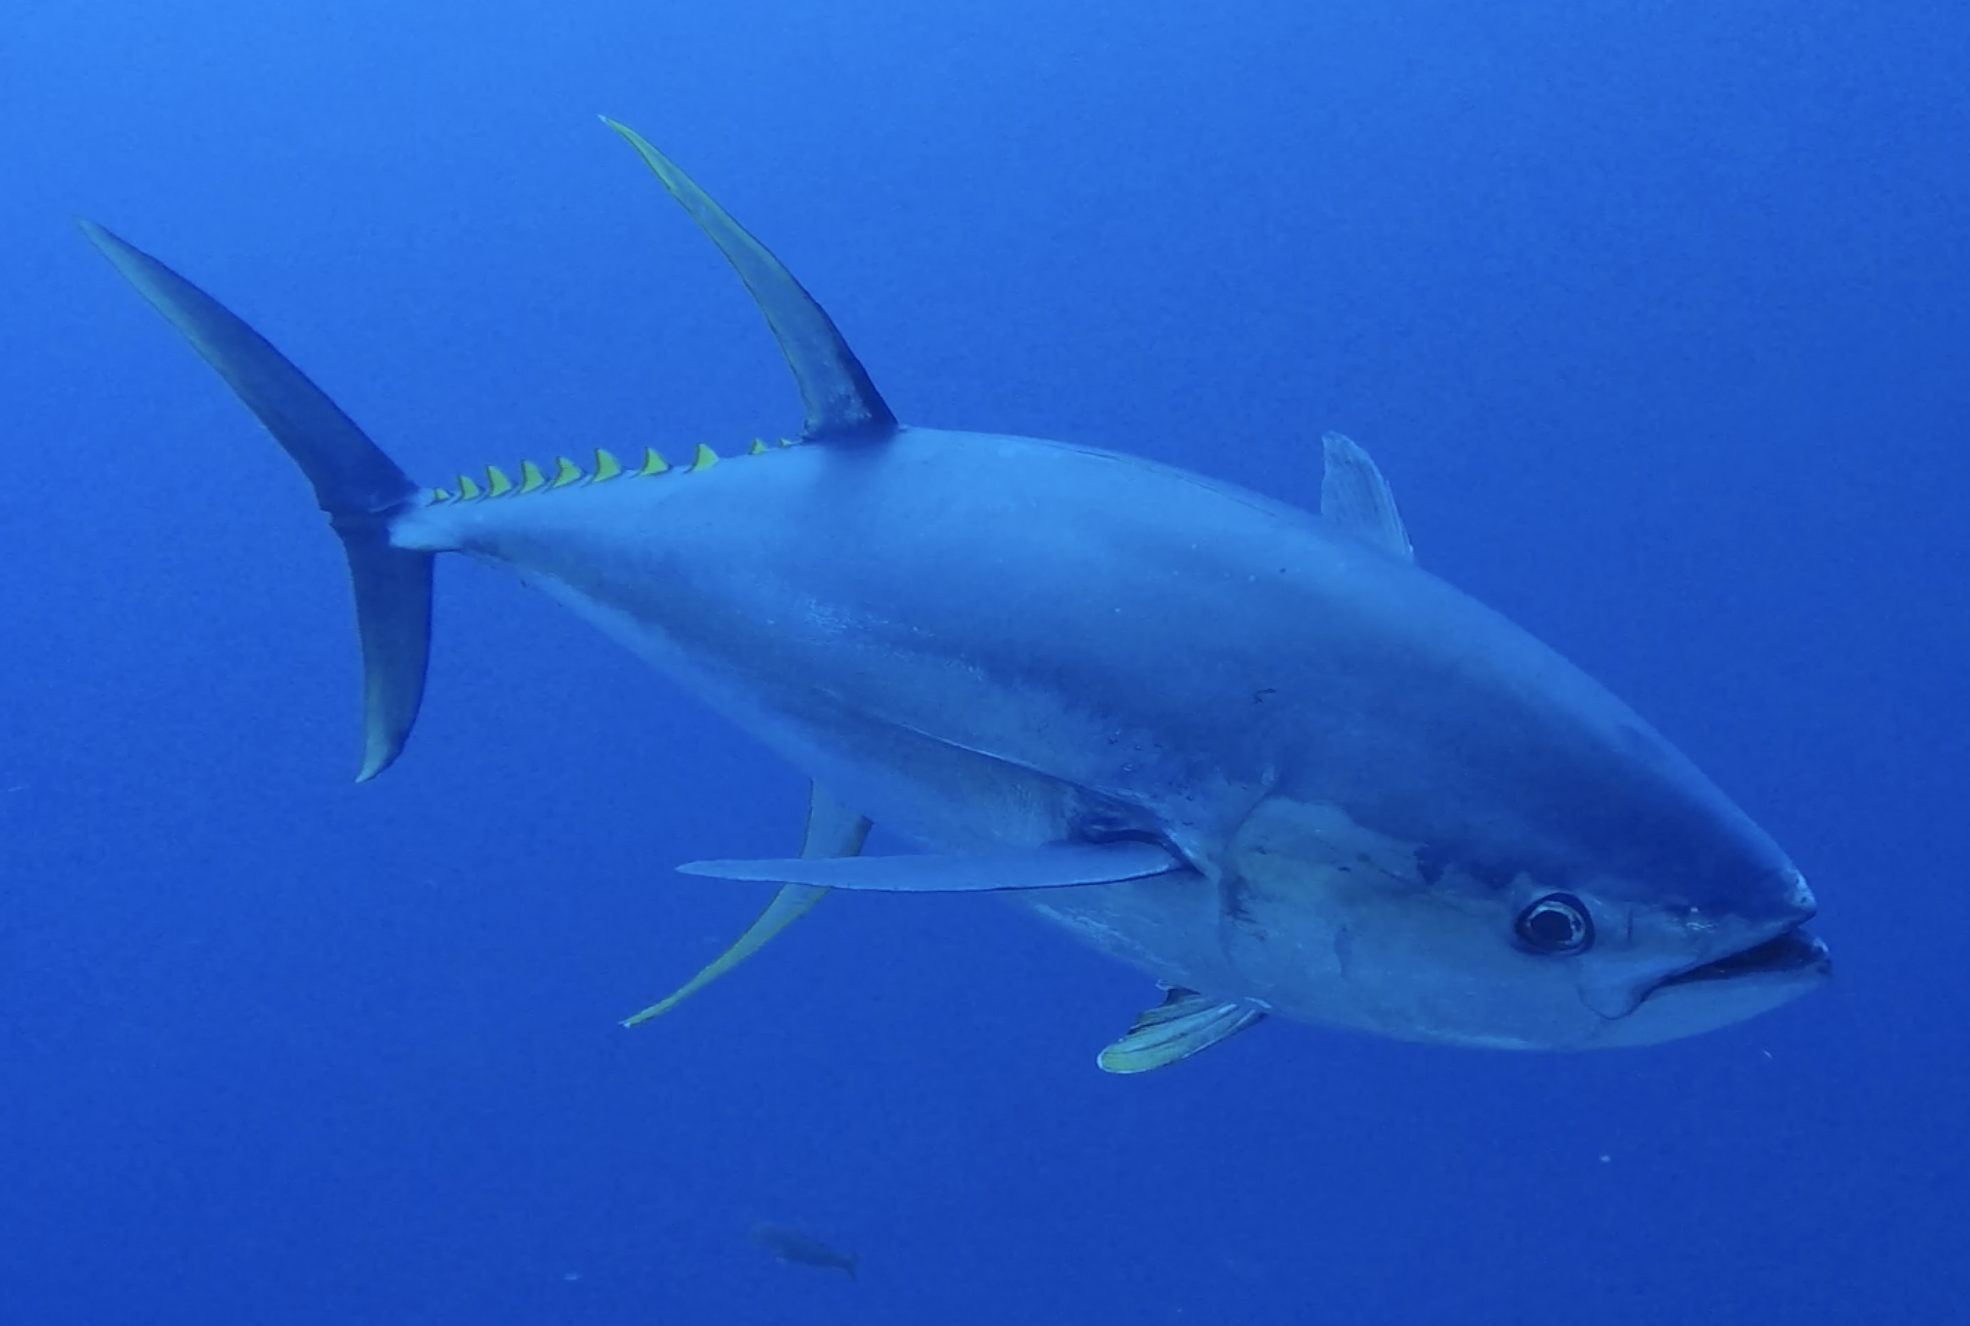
[622,783,871,1026]
[1097,986,1266,1074]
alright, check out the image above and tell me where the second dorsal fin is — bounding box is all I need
[1319,432,1413,561]
[603,118,898,443]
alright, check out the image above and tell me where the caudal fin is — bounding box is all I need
[79,219,433,781]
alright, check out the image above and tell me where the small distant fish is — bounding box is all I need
[750,1223,859,1281]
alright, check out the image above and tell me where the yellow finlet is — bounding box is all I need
[551,456,583,488]
[430,487,452,504]
[518,459,547,493]
[485,465,514,497]
[689,442,719,472]
[592,448,624,482]
[749,437,768,456]
[456,474,483,500]
[777,437,795,447]
[637,447,670,476]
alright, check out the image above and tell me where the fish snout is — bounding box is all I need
[1774,867,1818,923]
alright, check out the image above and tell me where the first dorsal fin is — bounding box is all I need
[1319,432,1413,561]
[603,118,897,443]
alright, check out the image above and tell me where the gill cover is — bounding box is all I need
[77,219,432,781]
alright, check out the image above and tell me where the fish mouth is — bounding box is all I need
[1656,926,1831,990]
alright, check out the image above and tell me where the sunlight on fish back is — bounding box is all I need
[77,118,1829,1072]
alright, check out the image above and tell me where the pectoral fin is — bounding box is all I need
[677,840,1185,893]
[1096,986,1267,1073]
[622,783,872,1026]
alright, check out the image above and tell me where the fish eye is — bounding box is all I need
[1514,893,1594,954]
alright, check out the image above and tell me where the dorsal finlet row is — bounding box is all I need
[427,439,799,504]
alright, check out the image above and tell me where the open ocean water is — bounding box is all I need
[2,3,1965,1323]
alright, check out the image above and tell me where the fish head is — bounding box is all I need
[1221,797,1830,1049]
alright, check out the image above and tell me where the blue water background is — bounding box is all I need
[3,3,1965,1322]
